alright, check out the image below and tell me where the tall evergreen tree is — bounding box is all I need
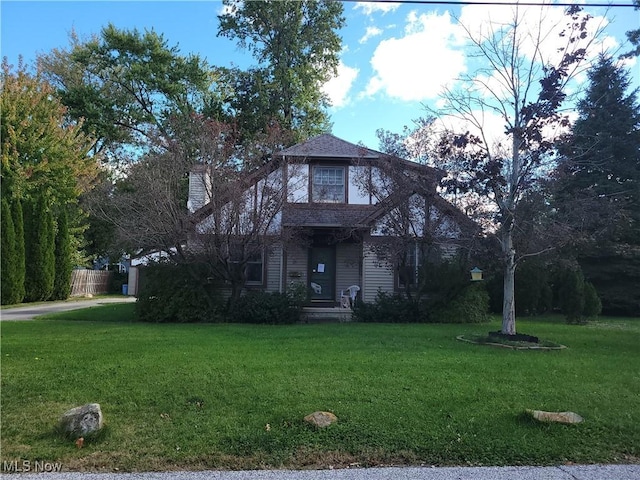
[555,54,640,315]
[558,54,639,237]
[1,198,19,305]
[52,206,72,300]
[24,195,55,302]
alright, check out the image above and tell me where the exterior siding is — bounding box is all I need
[265,243,283,293]
[362,242,394,303]
[188,171,208,213]
[285,244,308,291]
[336,243,362,301]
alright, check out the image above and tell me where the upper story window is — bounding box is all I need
[312,166,345,203]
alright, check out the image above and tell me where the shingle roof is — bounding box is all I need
[277,134,380,159]
[282,203,378,228]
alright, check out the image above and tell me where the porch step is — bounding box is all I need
[300,307,353,323]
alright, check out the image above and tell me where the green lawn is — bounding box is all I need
[1,304,638,472]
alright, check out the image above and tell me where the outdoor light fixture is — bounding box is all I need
[470,267,483,281]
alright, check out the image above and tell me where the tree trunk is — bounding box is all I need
[501,230,517,335]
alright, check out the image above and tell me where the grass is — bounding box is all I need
[1,305,639,472]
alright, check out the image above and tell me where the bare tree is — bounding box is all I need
[429,5,603,334]
[87,116,298,307]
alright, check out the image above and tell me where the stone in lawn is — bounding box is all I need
[59,403,104,438]
[304,411,337,428]
[526,409,583,424]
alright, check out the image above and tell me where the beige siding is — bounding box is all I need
[188,171,209,213]
[336,243,362,301]
[285,244,308,290]
[265,243,283,293]
[362,242,394,303]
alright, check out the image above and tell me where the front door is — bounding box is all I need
[309,246,335,302]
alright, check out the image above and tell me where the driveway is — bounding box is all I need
[0,296,137,321]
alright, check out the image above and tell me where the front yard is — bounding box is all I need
[1,304,638,472]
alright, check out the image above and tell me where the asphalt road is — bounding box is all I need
[6,465,640,480]
[2,299,638,479]
[0,296,137,321]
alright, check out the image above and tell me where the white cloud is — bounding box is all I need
[354,1,401,16]
[359,26,383,44]
[364,11,466,102]
[323,61,359,108]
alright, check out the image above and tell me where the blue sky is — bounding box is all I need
[2,0,638,150]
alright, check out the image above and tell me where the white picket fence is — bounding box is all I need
[70,270,112,297]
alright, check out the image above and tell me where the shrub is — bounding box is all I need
[554,265,602,324]
[24,195,55,302]
[352,291,424,323]
[353,284,489,324]
[515,259,553,316]
[109,271,129,294]
[52,207,72,300]
[432,283,490,324]
[1,198,20,305]
[136,262,224,323]
[583,281,602,319]
[228,291,302,324]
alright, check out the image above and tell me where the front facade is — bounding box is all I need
[188,134,474,305]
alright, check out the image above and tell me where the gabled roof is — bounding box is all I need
[277,133,380,159]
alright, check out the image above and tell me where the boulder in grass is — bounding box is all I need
[526,409,583,424]
[59,403,104,438]
[304,411,338,428]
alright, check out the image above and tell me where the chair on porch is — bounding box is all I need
[340,285,360,309]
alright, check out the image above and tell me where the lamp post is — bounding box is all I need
[470,267,483,282]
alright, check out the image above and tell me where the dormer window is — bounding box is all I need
[312,166,345,203]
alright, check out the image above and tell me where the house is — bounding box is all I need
[187,133,476,307]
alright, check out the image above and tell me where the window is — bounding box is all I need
[245,251,264,284]
[230,246,264,285]
[312,166,345,203]
[397,243,422,288]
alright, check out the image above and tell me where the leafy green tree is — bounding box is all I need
[24,195,56,302]
[218,0,344,140]
[1,59,97,207]
[52,207,72,300]
[1,198,19,305]
[38,25,214,161]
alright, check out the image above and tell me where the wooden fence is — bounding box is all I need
[70,270,112,297]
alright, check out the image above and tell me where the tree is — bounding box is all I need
[1,59,97,207]
[11,198,26,303]
[1,198,19,305]
[554,54,640,315]
[556,54,639,241]
[38,25,214,161]
[2,60,97,300]
[431,5,600,334]
[218,0,344,140]
[52,206,72,300]
[622,0,640,58]
[24,195,56,302]
[86,116,296,307]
